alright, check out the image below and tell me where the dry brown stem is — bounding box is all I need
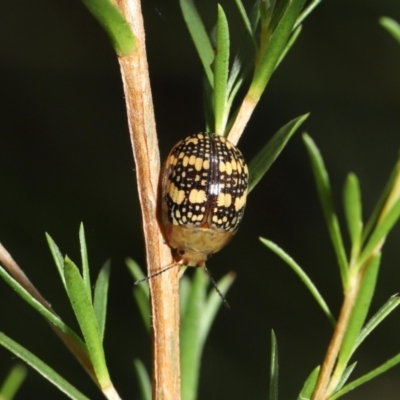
[116,1,181,399]
[227,95,258,145]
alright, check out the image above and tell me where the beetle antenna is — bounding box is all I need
[134,262,180,285]
[203,266,230,309]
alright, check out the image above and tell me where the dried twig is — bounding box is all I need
[116,1,181,399]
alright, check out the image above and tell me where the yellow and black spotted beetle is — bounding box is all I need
[161,132,248,266]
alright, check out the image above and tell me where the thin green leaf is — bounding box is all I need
[226,12,258,104]
[249,0,306,100]
[226,62,252,113]
[126,259,150,332]
[180,268,207,400]
[180,0,214,86]
[226,56,243,98]
[79,223,91,302]
[233,0,258,50]
[80,0,135,56]
[214,5,230,135]
[259,0,277,54]
[222,3,259,114]
[335,362,357,391]
[248,114,308,193]
[0,266,86,351]
[266,0,287,38]
[296,366,320,400]
[64,258,110,388]
[354,294,400,351]
[334,254,381,381]
[179,275,191,318]
[0,332,90,400]
[331,352,400,400]
[362,157,400,243]
[0,364,27,400]
[303,134,349,285]
[250,0,261,32]
[93,260,111,342]
[203,76,215,132]
[133,359,151,400]
[259,0,276,24]
[227,1,262,105]
[275,24,302,69]
[260,238,335,327]
[269,330,279,400]
[358,196,400,268]
[199,271,235,345]
[380,17,400,45]
[126,258,147,288]
[295,0,322,29]
[45,233,66,290]
[343,173,363,258]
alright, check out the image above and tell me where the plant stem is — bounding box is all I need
[227,95,258,145]
[311,273,361,400]
[116,1,181,399]
[312,164,400,399]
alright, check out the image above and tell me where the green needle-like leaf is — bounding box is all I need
[0,332,89,400]
[133,359,151,400]
[80,0,135,56]
[64,258,110,388]
[214,5,230,135]
[380,17,400,45]
[79,223,91,302]
[233,0,257,50]
[303,134,349,285]
[0,266,86,351]
[250,0,262,32]
[203,76,215,132]
[354,294,400,351]
[275,24,302,69]
[180,268,233,400]
[362,157,400,243]
[260,238,335,326]
[126,259,150,332]
[0,364,27,400]
[297,366,320,400]
[335,362,357,391]
[180,0,214,86]
[199,271,235,345]
[295,0,322,29]
[248,114,308,193]
[180,269,207,400]
[249,0,306,101]
[46,233,66,290]
[93,260,111,342]
[259,0,276,54]
[226,3,262,109]
[179,275,191,318]
[269,330,279,400]
[334,254,381,382]
[331,352,400,400]
[264,0,286,42]
[358,197,400,268]
[259,0,276,27]
[343,173,363,258]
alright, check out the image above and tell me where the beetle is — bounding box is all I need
[161,132,248,267]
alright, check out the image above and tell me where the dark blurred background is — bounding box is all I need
[1,0,400,399]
